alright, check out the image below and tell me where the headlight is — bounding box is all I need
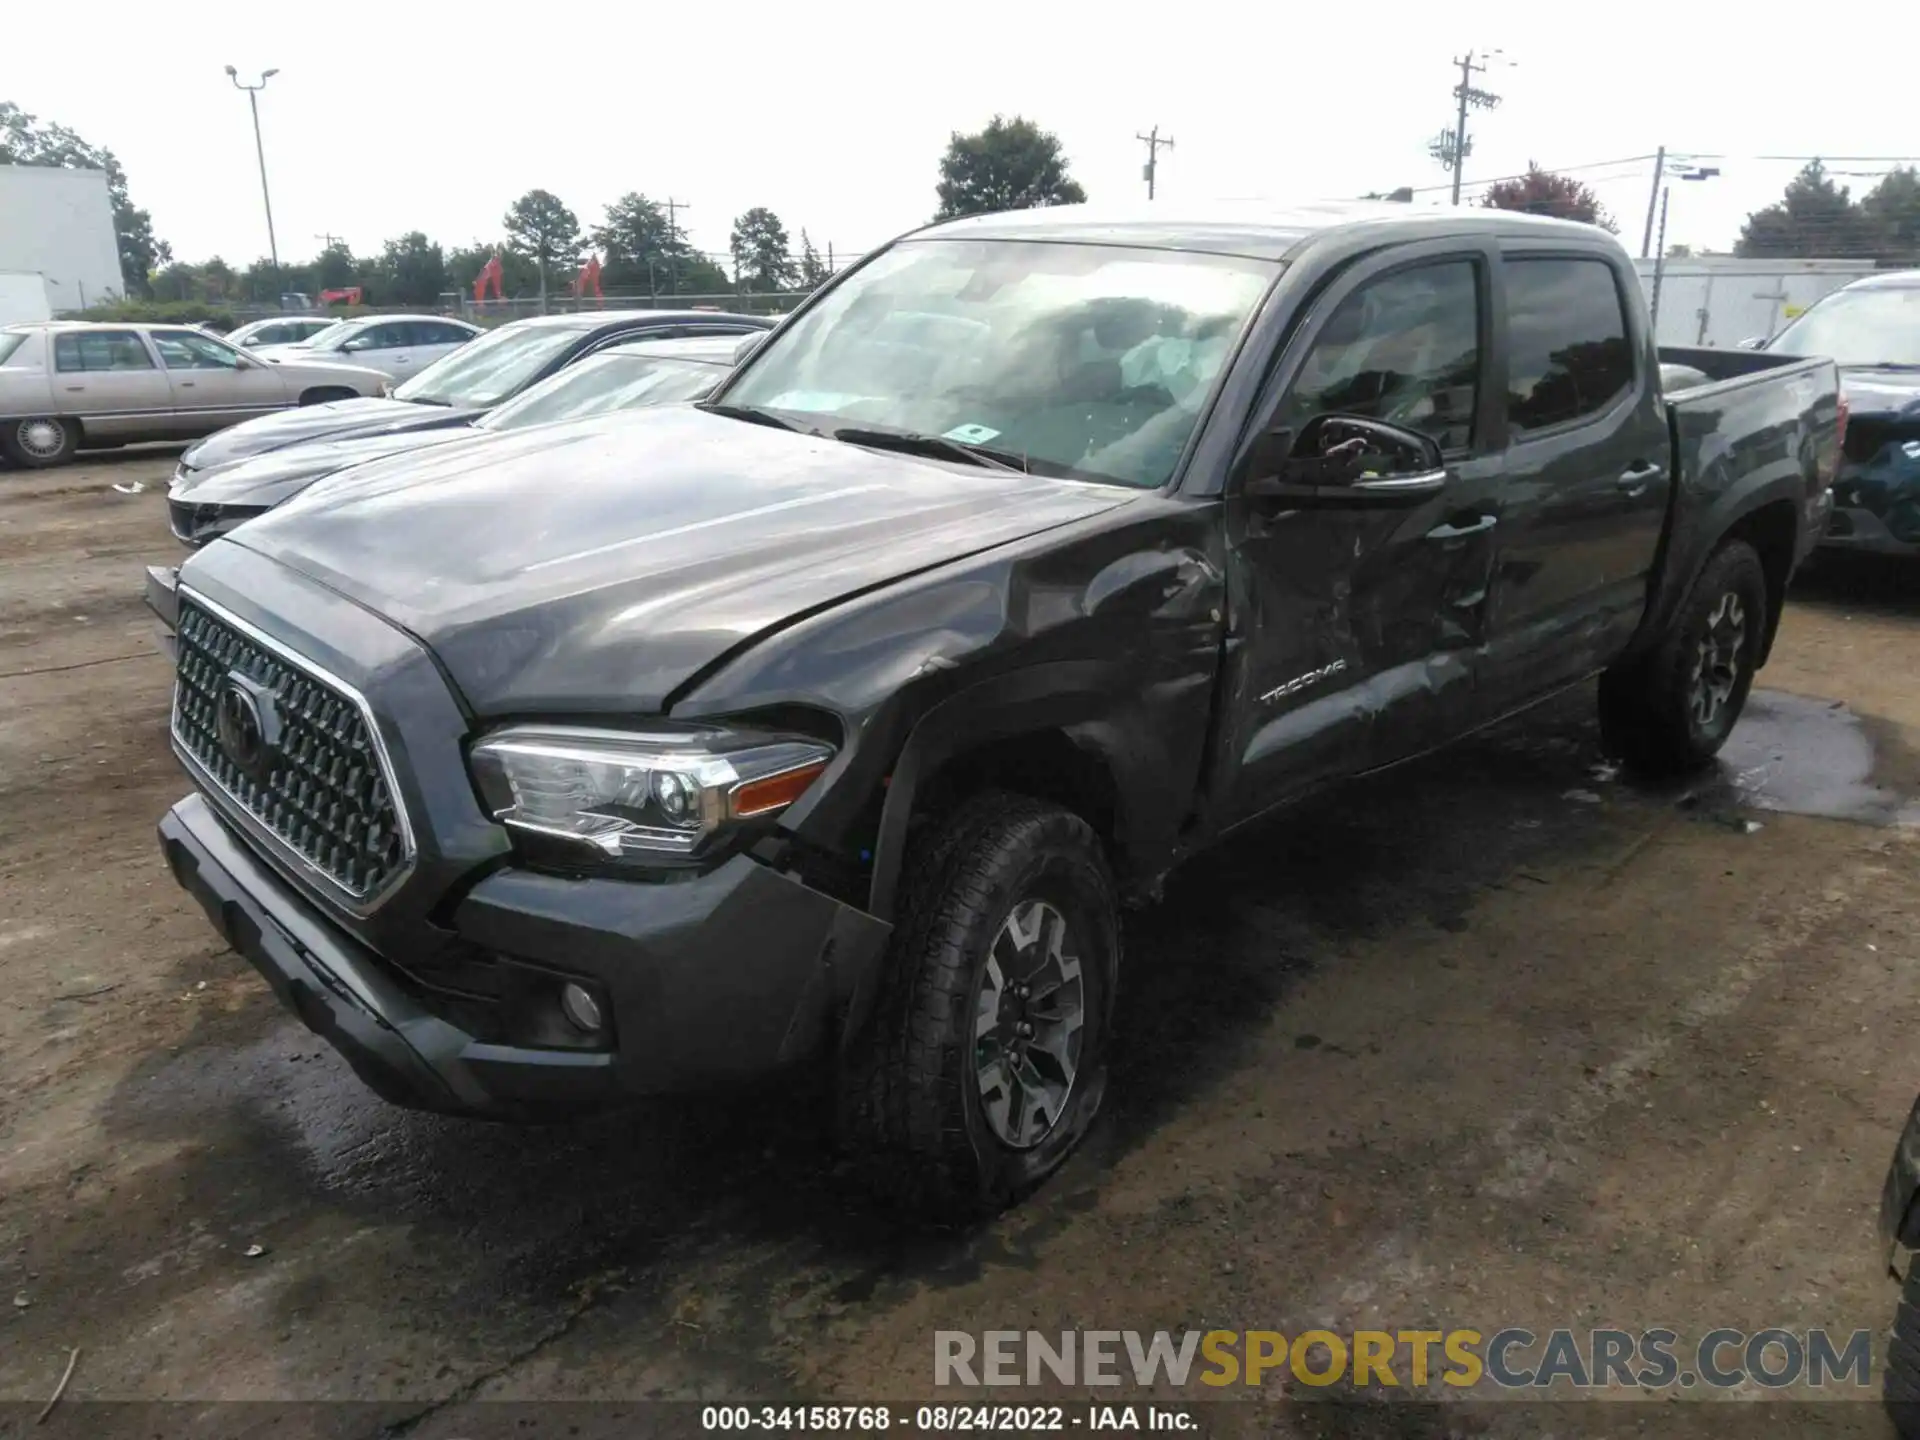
[469,725,834,865]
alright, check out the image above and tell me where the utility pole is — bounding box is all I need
[1428,50,1503,205]
[1639,145,1666,258]
[664,198,689,296]
[1137,126,1175,200]
[1649,187,1671,334]
[225,67,281,275]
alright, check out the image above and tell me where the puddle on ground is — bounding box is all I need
[1695,689,1920,826]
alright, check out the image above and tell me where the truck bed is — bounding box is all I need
[1635,345,1841,666]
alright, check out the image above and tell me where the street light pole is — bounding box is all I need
[225,66,281,275]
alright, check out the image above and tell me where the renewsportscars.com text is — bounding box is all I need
[933,1327,1873,1391]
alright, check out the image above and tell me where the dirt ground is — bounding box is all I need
[4,448,1920,1436]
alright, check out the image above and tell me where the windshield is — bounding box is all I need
[298,321,358,351]
[393,324,584,408]
[1769,286,1920,367]
[480,352,722,432]
[720,239,1278,488]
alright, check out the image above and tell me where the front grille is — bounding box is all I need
[172,600,410,905]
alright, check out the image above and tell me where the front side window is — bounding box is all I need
[1271,260,1481,452]
[722,239,1279,489]
[53,331,155,372]
[1504,258,1635,434]
[152,331,244,370]
[1768,286,1920,368]
[483,353,724,431]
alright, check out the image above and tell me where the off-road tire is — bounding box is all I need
[1599,538,1768,777]
[1887,1262,1920,1434]
[837,791,1119,1219]
[0,415,77,469]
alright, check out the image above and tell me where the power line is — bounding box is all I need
[1401,152,1658,196]
[1429,50,1504,205]
[1137,125,1174,201]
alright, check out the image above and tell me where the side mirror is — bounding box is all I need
[732,333,767,365]
[1243,414,1446,506]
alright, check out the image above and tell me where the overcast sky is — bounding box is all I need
[11,1,1915,274]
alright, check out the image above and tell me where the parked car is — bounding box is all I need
[225,316,341,350]
[146,334,746,650]
[0,322,389,468]
[170,310,772,484]
[155,201,1839,1215]
[1764,269,1917,559]
[250,313,481,383]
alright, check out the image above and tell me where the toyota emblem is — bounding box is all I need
[215,673,280,783]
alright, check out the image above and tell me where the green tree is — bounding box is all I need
[934,115,1085,221]
[1735,161,1875,258]
[1480,163,1616,231]
[729,206,797,293]
[592,192,681,294]
[1861,167,1920,260]
[377,231,448,305]
[503,188,582,302]
[0,100,170,296]
[797,229,831,290]
[313,241,358,291]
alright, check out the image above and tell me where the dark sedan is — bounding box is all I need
[1765,270,1920,558]
[169,308,772,482]
[147,334,746,652]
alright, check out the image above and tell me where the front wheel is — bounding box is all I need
[0,416,77,469]
[1888,1263,1920,1435]
[838,791,1119,1219]
[1599,538,1768,776]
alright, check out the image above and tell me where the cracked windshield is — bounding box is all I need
[724,239,1277,486]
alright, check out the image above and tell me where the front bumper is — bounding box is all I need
[159,791,892,1119]
[144,563,179,659]
[1820,505,1920,558]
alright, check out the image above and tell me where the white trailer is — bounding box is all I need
[0,271,52,325]
[0,166,123,312]
[1631,257,1879,350]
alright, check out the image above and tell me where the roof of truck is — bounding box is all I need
[912,198,1610,260]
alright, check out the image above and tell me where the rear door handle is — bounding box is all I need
[1618,462,1665,496]
[1426,513,1496,541]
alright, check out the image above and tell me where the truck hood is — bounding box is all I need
[226,406,1136,716]
[168,424,484,508]
[179,397,481,473]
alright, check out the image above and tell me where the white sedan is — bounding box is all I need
[252,313,480,382]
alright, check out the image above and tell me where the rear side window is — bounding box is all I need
[1504,258,1634,434]
[53,331,155,372]
[0,332,28,365]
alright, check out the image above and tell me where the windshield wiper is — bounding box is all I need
[696,400,802,432]
[830,426,1027,472]
[404,395,453,406]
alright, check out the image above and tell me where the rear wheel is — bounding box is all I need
[298,386,358,406]
[1599,538,1768,776]
[0,416,77,469]
[837,791,1118,1218]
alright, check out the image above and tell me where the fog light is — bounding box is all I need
[559,982,603,1033]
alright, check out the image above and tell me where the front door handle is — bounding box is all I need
[1618,461,1665,496]
[1426,512,1496,542]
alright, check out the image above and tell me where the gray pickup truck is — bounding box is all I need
[155,201,1840,1215]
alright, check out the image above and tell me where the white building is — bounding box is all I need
[1630,256,1879,350]
[0,165,124,311]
